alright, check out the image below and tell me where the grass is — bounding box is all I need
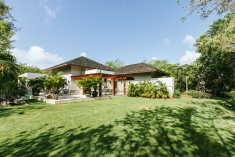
[0,97,234,157]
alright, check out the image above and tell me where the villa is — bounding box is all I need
[42,56,175,97]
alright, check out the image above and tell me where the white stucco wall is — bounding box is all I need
[71,66,85,76]
[18,73,46,80]
[59,66,85,92]
[131,73,152,81]
[70,79,83,94]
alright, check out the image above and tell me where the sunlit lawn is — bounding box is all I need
[0,96,234,156]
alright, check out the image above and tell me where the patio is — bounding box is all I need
[34,93,123,104]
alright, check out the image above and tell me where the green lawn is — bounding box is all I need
[0,97,234,157]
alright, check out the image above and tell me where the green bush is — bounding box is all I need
[28,76,46,96]
[127,81,169,99]
[189,90,212,99]
[127,83,138,97]
[223,91,235,106]
[173,90,181,99]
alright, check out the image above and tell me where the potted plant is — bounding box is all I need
[77,76,102,98]
[91,77,102,97]
[44,72,67,100]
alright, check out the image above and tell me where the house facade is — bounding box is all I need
[43,56,174,97]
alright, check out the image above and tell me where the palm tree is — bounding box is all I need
[77,76,102,97]
[44,72,67,100]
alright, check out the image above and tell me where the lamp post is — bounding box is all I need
[186,76,189,95]
[99,69,102,97]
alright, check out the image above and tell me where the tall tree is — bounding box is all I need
[149,59,179,77]
[18,63,42,74]
[195,13,235,95]
[0,0,18,103]
[105,59,125,70]
[178,0,235,20]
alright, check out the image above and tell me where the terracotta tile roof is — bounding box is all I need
[44,56,113,71]
[115,63,168,75]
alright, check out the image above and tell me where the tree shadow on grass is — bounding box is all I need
[0,106,234,156]
[0,100,51,118]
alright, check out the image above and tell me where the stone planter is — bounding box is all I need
[53,94,59,100]
[45,94,53,99]
[13,99,26,105]
[85,94,91,98]
[92,91,98,97]
[0,101,11,107]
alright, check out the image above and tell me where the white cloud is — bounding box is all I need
[180,50,200,65]
[163,38,170,45]
[40,0,56,18]
[12,46,64,69]
[40,0,63,25]
[80,52,87,57]
[42,4,56,18]
[151,57,158,61]
[183,35,196,48]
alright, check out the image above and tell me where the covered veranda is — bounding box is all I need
[71,72,133,96]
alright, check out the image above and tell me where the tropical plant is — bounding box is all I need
[188,90,212,99]
[156,81,169,98]
[28,76,46,96]
[77,76,102,97]
[173,89,181,99]
[18,77,27,97]
[127,83,138,97]
[44,72,67,99]
[127,81,169,99]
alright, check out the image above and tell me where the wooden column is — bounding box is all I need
[123,78,126,95]
[82,88,85,95]
[113,78,115,96]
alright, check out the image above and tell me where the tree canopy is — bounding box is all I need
[178,0,235,20]
[0,0,18,102]
[195,13,235,95]
[18,63,42,74]
[149,59,179,77]
[105,59,125,70]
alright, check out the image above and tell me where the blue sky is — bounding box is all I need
[6,0,221,69]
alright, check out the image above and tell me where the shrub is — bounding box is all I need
[28,76,46,96]
[127,83,137,97]
[173,90,181,99]
[190,90,212,99]
[127,81,169,99]
[223,91,235,106]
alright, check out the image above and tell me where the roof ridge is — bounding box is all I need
[44,56,113,71]
[114,62,168,75]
